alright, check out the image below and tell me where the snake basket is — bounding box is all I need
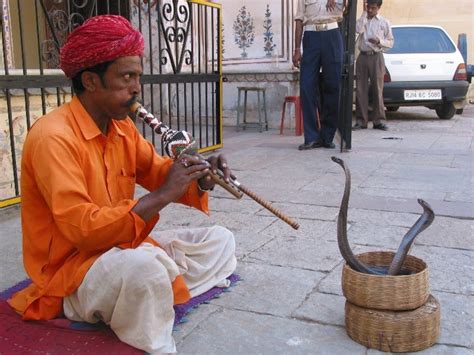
[342,251,429,310]
[345,295,440,353]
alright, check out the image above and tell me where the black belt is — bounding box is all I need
[360,50,381,56]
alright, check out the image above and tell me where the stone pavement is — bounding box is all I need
[0,106,473,354]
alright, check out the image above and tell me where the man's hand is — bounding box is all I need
[292,49,301,69]
[368,38,380,45]
[326,0,336,11]
[343,0,349,15]
[160,154,209,201]
[197,154,233,191]
[132,154,210,221]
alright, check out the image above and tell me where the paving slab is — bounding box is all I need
[177,308,367,354]
[432,135,473,150]
[233,232,276,260]
[317,262,346,296]
[261,217,334,240]
[244,234,342,273]
[434,291,474,349]
[173,304,222,344]
[445,190,474,203]
[414,216,474,250]
[451,154,473,169]
[347,222,410,249]
[367,163,470,193]
[210,261,324,317]
[293,291,347,327]
[346,208,420,228]
[388,152,456,167]
[355,186,447,200]
[415,246,474,296]
[368,345,474,354]
[0,206,26,291]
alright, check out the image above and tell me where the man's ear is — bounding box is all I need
[81,71,100,92]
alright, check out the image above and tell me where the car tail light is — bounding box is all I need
[453,63,467,81]
[384,67,391,82]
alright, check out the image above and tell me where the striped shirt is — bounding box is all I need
[356,12,394,52]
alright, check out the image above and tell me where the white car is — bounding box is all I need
[383,25,469,119]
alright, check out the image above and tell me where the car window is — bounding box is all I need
[387,27,456,54]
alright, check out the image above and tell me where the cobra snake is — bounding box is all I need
[331,157,435,276]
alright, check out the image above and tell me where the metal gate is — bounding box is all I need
[0,0,223,207]
[338,0,357,151]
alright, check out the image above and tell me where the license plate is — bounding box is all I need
[404,89,442,100]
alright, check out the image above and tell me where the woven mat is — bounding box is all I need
[0,274,240,354]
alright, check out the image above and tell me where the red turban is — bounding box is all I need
[60,15,144,79]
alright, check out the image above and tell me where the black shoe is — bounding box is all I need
[373,123,388,131]
[352,123,367,130]
[298,141,323,150]
[323,142,336,149]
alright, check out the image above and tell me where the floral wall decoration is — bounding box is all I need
[222,22,225,56]
[132,0,158,11]
[221,0,291,65]
[233,6,255,58]
[263,4,276,57]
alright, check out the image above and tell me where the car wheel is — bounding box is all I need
[435,102,456,120]
[386,106,399,112]
[456,108,464,115]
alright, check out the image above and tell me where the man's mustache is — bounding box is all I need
[124,96,139,107]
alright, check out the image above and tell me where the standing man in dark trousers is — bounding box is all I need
[353,0,393,131]
[293,0,346,150]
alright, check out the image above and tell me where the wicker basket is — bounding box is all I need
[345,294,440,353]
[342,251,429,310]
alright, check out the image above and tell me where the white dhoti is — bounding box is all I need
[63,225,236,354]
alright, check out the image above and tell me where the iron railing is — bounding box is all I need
[0,0,222,207]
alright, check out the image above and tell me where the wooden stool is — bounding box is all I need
[236,87,268,133]
[279,95,321,136]
[280,96,303,136]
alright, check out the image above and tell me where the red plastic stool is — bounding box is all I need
[280,96,303,136]
[280,96,321,136]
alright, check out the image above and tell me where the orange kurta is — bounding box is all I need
[8,96,208,320]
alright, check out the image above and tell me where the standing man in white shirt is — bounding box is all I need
[293,0,346,150]
[353,0,394,131]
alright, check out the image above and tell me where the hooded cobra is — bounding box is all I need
[331,156,435,276]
